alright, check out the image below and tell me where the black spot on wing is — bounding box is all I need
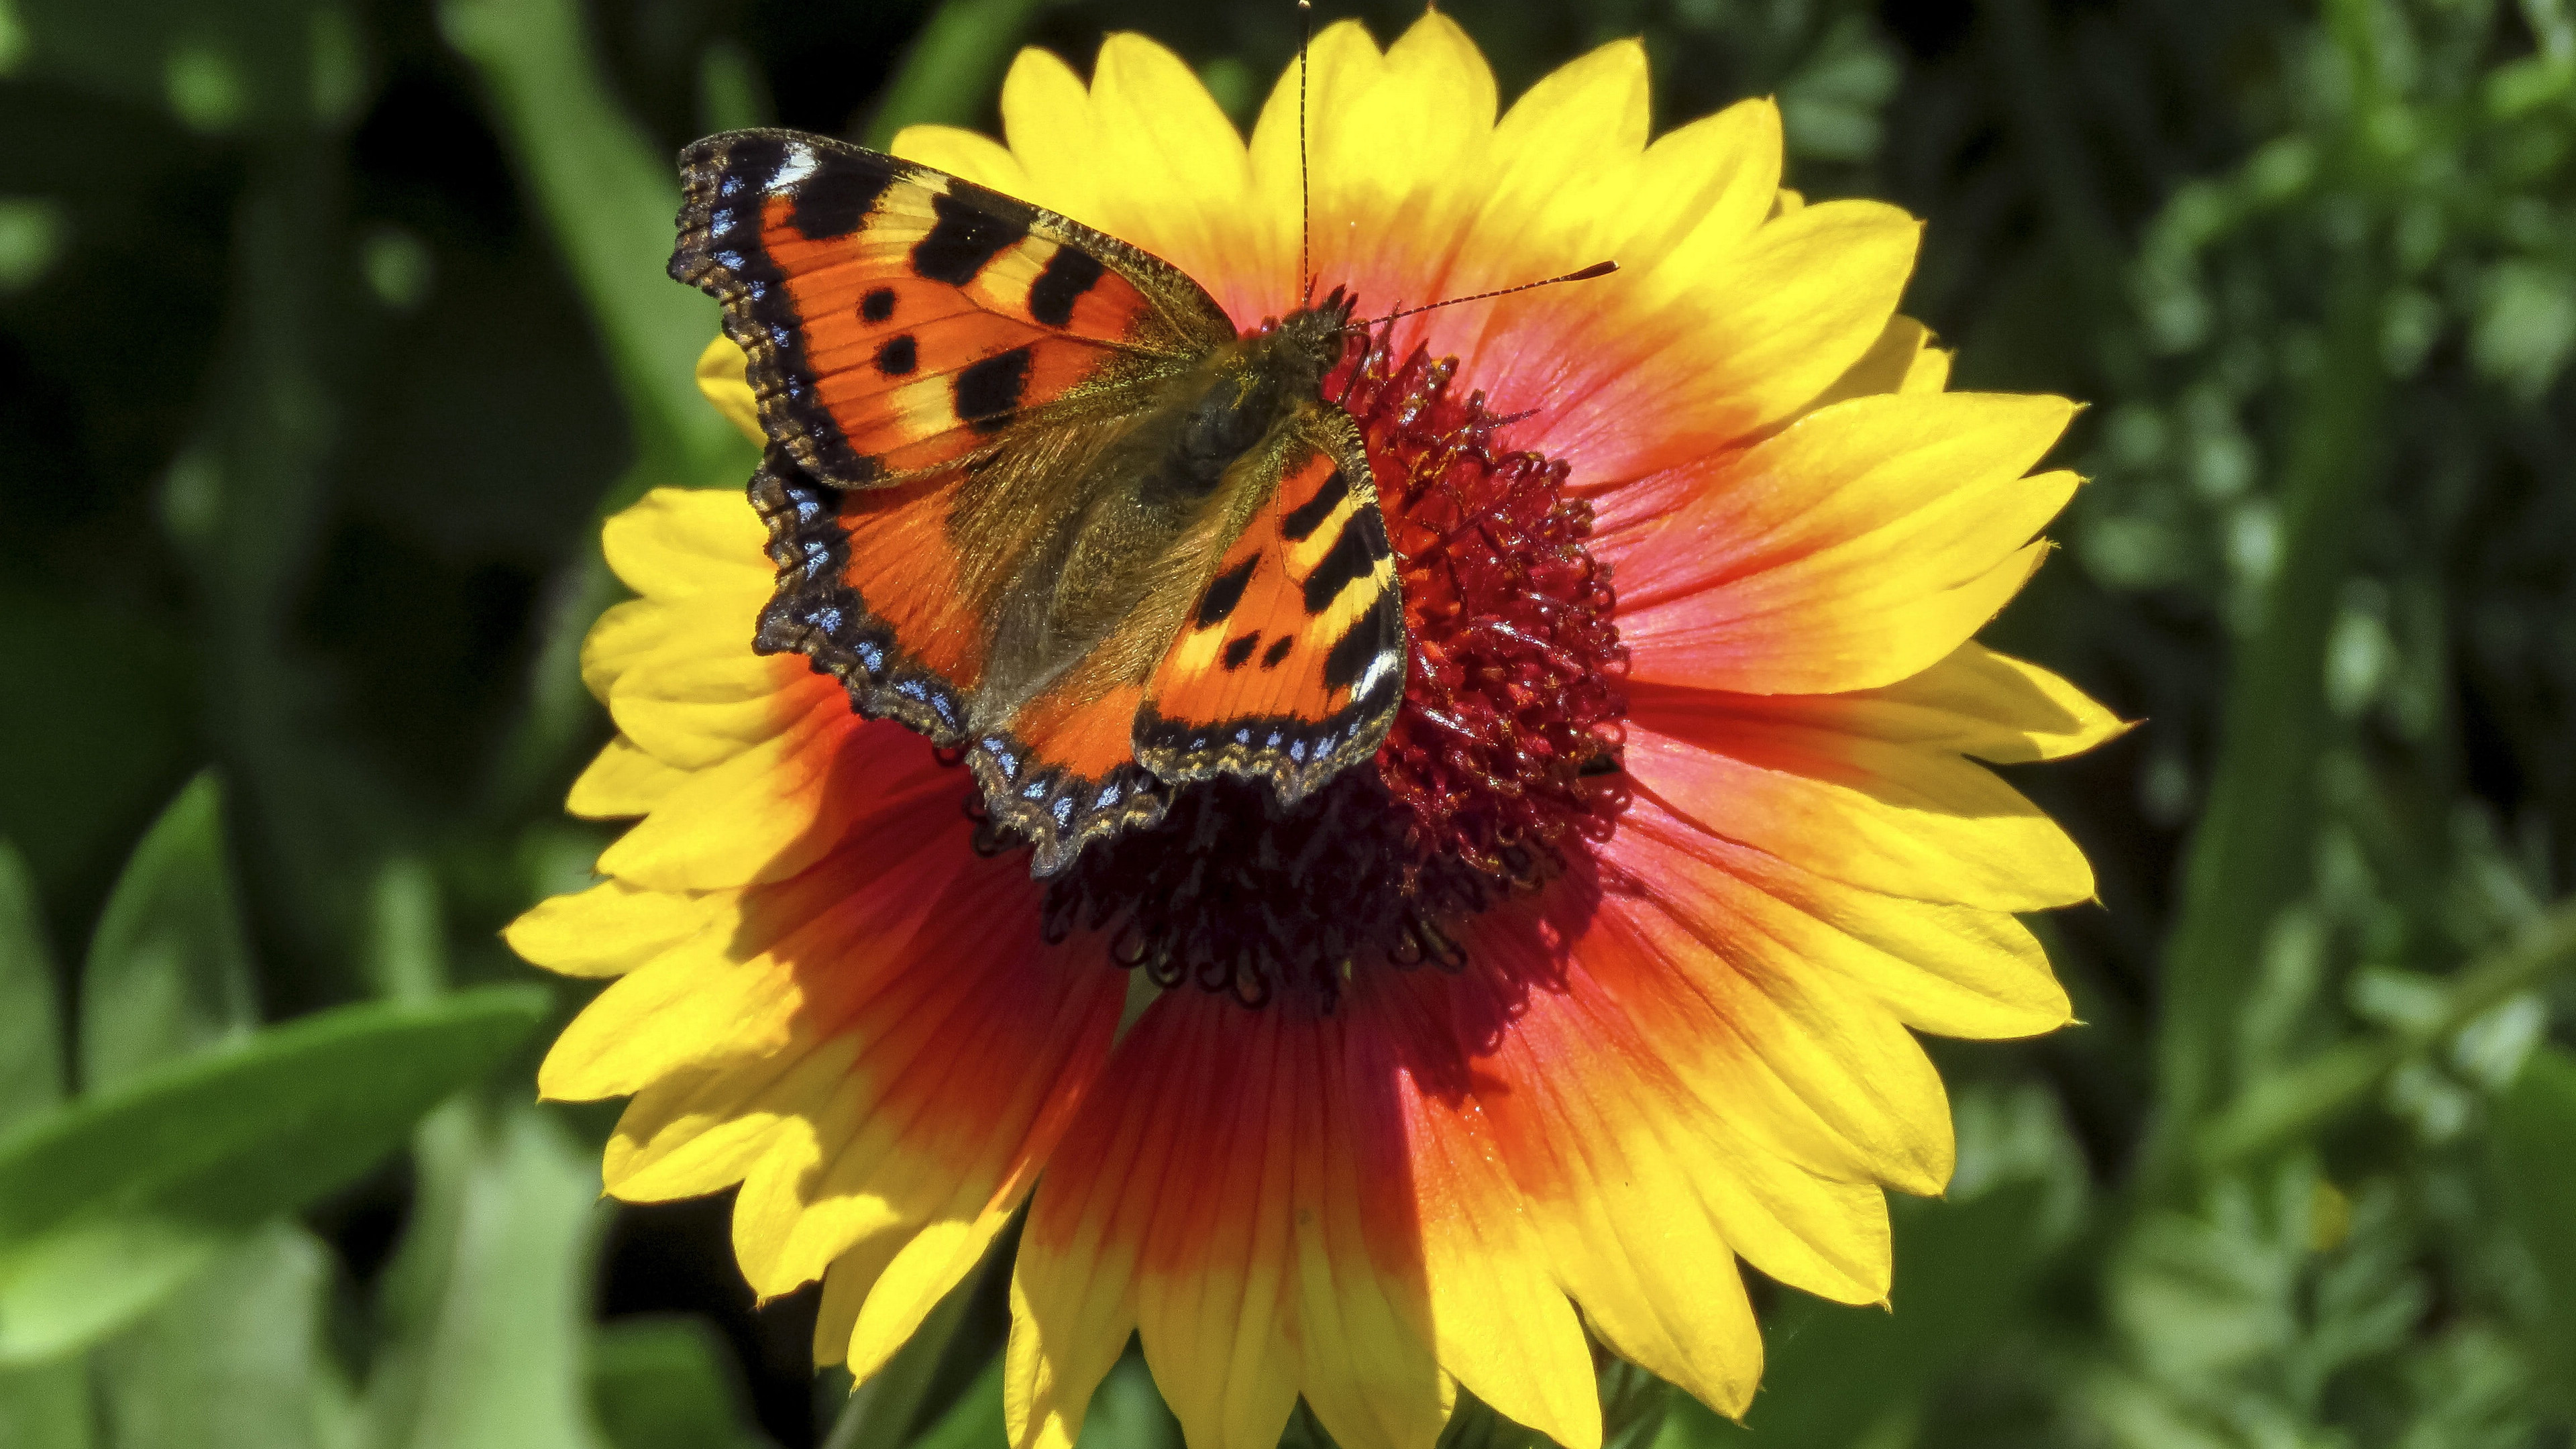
[912,190,1030,284]
[1261,636,1294,669]
[1281,466,1350,543]
[1324,594,1399,690]
[875,335,917,375]
[1028,246,1107,327]
[1301,516,1383,615]
[1222,634,1260,670]
[1196,557,1257,628]
[861,287,897,322]
[955,347,1031,433]
[788,151,896,239]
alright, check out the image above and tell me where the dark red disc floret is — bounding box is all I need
[1330,333,1630,885]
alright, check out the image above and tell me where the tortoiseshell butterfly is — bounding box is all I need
[670,129,1405,875]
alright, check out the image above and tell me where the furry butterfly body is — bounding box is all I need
[671,129,1406,874]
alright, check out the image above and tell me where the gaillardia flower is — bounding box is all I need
[508,15,2121,1449]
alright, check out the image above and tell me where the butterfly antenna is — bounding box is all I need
[1346,260,1619,331]
[1297,0,1313,306]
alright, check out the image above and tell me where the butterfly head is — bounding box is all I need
[1256,284,1362,392]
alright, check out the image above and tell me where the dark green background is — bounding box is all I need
[1,1,2573,1446]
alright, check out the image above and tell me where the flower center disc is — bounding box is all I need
[1026,330,1629,1011]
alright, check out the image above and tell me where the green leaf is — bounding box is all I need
[79,772,258,1091]
[591,1315,771,1449]
[2145,252,2392,1194]
[364,1104,610,1449]
[864,0,1056,148]
[909,1354,1004,1449]
[5,0,366,132]
[821,1271,977,1449]
[1074,1354,1180,1449]
[2491,1046,2576,1403]
[2196,900,2576,1175]
[1658,1180,2053,1449]
[0,839,64,1132]
[0,985,547,1364]
[437,0,750,494]
[0,1359,93,1449]
[89,1222,342,1449]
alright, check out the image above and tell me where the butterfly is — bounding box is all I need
[669,129,1407,876]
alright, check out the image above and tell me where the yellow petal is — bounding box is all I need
[1634,199,1922,441]
[1598,98,1782,279]
[1487,908,1894,1311]
[998,46,1107,227]
[1613,795,2073,1040]
[609,633,816,771]
[1623,709,2098,912]
[847,1214,1022,1379]
[1249,17,1497,324]
[1805,315,1933,412]
[1833,643,2131,762]
[1405,1105,1601,1449]
[1648,392,2075,582]
[1589,897,1957,1195]
[504,877,724,978]
[1005,1256,1137,1449]
[1470,38,1649,268]
[1504,199,1923,488]
[580,598,679,704]
[1285,1075,1454,1449]
[1063,34,1254,292]
[1619,390,2080,694]
[592,704,861,892]
[888,121,1030,193]
[539,933,796,1102]
[1132,1024,1302,1449]
[731,1055,889,1295]
[694,336,763,445]
[1473,989,1767,1417]
[811,1233,909,1368]
[1681,1120,1892,1307]
[566,735,686,819]
[603,1042,849,1201]
[600,486,771,600]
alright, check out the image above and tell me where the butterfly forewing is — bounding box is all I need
[672,128,1234,487]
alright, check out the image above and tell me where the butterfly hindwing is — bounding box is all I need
[1136,407,1407,804]
[748,448,979,744]
[672,128,1235,487]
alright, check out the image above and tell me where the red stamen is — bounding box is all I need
[1330,336,1629,880]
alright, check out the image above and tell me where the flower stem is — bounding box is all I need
[2194,896,2576,1175]
[2140,248,2391,1198]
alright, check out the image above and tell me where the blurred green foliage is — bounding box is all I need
[0,0,2571,1446]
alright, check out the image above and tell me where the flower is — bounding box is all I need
[508,15,2125,1449]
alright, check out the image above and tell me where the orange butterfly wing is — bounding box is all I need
[749,451,984,745]
[1136,413,1407,805]
[672,129,1231,486]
